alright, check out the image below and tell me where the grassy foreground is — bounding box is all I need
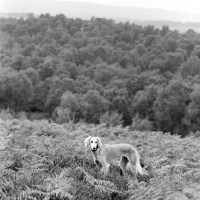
[0,119,200,200]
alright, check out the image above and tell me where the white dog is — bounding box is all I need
[84,136,147,178]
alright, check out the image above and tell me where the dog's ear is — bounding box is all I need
[96,137,102,147]
[84,136,91,149]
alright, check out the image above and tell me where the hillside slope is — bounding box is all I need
[1,0,200,22]
[0,119,200,199]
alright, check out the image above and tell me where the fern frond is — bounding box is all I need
[183,169,200,182]
[75,167,119,195]
[43,168,74,199]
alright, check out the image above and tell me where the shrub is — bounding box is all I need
[189,130,200,138]
[100,111,123,127]
[53,107,70,124]
[0,108,14,120]
[131,114,152,131]
[15,111,27,120]
[29,112,46,120]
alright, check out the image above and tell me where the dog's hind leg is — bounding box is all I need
[119,156,129,176]
[128,152,138,180]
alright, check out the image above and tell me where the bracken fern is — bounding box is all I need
[0,119,200,200]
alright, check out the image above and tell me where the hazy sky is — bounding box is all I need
[59,0,200,14]
[0,0,200,15]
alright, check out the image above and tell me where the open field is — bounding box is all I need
[0,119,200,200]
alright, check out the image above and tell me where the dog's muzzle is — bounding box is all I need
[91,147,98,151]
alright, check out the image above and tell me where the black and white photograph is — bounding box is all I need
[0,0,200,199]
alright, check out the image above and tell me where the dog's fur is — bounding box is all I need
[84,136,147,178]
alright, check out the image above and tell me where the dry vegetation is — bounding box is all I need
[0,119,200,200]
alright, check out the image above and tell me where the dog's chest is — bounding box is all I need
[93,151,100,160]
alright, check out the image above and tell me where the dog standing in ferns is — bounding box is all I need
[84,136,147,179]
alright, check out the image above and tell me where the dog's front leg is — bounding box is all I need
[93,156,100,167]
[105,163,110,175]
[93,157,104,175]
[95,160,102,168]
[101,162,110,176]
[100,167,104,174]
[97,156,110,176]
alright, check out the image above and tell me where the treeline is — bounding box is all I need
[0,13,200,136]
[132,20,200,32]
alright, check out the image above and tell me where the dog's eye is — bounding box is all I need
[91,141,93,143]
[95,141,97,143]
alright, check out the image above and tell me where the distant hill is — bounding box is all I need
[1,0,200,32]
[1,0,200,22]
[0,12,30,19]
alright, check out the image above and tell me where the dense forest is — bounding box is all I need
[0,14,200,136]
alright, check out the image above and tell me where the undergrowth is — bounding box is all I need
[0,119,200,200]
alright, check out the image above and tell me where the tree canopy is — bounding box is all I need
[0,14,200,136]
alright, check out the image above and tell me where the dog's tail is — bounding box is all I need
[135,149,148,175]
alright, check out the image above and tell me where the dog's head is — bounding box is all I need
[84,136,101,151]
